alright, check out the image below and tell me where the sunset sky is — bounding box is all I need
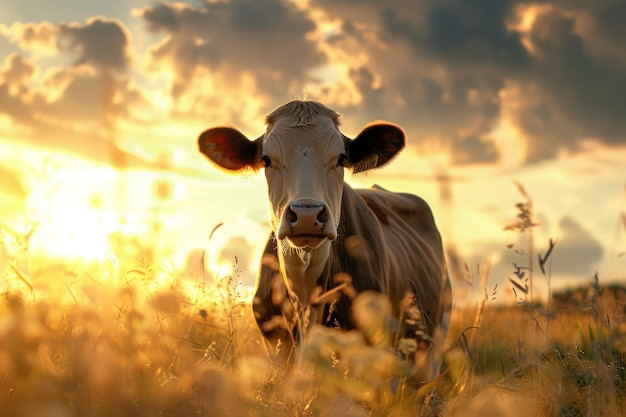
[1,0,625,301]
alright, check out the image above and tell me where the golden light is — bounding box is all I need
[32,222,112,262]
[506,3,554,58]
[24,166,117,262]
[414,136,454,167]
[300,4,374,108]
[508,3,553,33]
[489,118,528,168]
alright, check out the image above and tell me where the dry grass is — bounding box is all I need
[1,185,625,416]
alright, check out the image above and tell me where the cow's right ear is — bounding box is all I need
[198,127,263,172]
[346,123,405,172]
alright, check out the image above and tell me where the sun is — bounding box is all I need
[30,217,113,262]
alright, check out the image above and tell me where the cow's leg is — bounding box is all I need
[428,270,452,380]
[252,235,296,364]
[405,271,452,387]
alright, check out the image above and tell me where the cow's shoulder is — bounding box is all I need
[355,185,443,257]
[358,184,429,213]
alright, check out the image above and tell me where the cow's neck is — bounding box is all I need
[278,240,331,324]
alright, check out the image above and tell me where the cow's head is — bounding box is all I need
[198,101,404,252]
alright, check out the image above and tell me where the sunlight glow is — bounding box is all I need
[33,223,112,261]
[489,119,528,168]
[506,3,554,58]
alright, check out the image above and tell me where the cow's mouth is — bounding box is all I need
[286,234,327,249]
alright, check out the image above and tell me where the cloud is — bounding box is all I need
[0,53,35,123]
[58,17,132,70]
[518,9,626,159]
[0,17,139,122]
[305,0,626,166]
[305,0,515,164]
[482,215,604,296]
[450,134,500,165]
[380,1,529,69]
[552,216,604,278]
[35,66,109,125]
[1,18,133,70]
[2,53,36,85]
[2,1,626,170]
[135,0,325,100]
[0,17,172,169]
[0,21,58,53]
[1,60,141,129]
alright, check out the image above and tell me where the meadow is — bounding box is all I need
[1,186,625,417]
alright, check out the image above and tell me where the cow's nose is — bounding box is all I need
[287,203,329,229]
[277,199,337,243]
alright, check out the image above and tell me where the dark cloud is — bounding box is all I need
[450,135,499,165]
[337,65,502,165]
[1,18,139,126]
[310,0,626,166]
[307,0,510,165]
[483,215,604,293]
[58,17,132,70]
[2,0,626,169]
[552,216,604,277]
[522,10,626,157]
[380,1,529,68]
[0,22,166,170]
[1,59,147,129]
[137,0,325,99]
[592,1,626,43]
[0,16,173,171]
[348,66,384,113]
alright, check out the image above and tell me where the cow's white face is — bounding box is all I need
[198,100,405,252]
[262,117,345,250]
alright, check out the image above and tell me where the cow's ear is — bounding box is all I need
[346,123,405,172]
[198,127,263,172]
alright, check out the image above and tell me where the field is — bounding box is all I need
[1,190,625,417]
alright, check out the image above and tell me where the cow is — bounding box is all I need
[198,100,451,385]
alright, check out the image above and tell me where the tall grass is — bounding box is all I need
[444,183,625,417]
[1,184,625,416]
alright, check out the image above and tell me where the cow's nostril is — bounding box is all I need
[287,206,298,225]
[316,206,329,224]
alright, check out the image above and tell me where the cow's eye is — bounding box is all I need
[262,155,272,168]
[337,154,348,167]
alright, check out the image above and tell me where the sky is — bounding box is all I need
[0,0,625,303]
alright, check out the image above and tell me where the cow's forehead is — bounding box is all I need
[265,100,340,127]
[264,116,344,151]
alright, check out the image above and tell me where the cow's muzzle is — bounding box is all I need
[277,200,337,248]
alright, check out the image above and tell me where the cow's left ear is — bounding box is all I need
[346,123,405,172]
[198,127,264,172]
